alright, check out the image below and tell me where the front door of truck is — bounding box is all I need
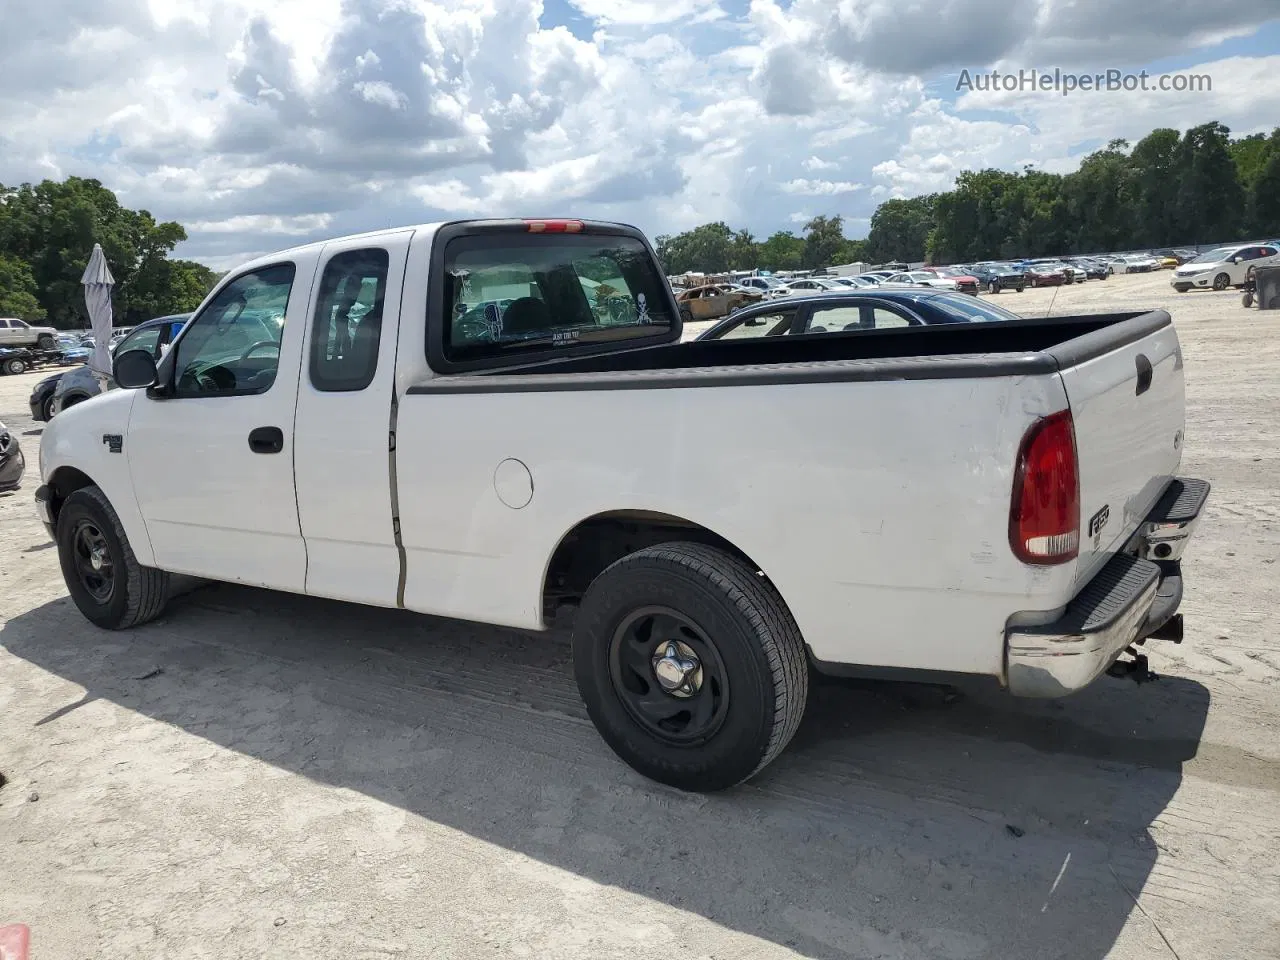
[291,232,410,607]
[125,256,317,591]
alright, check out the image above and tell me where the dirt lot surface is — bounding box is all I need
[2,272,1278,959]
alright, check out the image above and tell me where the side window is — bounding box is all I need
[14,319,29,329]
[0,320,9,328]
[172,263,295,397]
[310,248,389,392]
[117,327,163,358]
[716,311,794,339]
[872,306,913,328]
[807,306,863,332]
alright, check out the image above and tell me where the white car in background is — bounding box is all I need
[736,275,790,298]
[783,277,848,294]
[883,271,958,290]
[1119,254,1161,273]
[1171,243,1280,292]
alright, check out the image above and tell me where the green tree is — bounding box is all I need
[802,215,847,269]
[0,254,45,319]
[1173,122,1243,245]
[654,222,736,275]
[866,196,936,263]
[757,231,804,271]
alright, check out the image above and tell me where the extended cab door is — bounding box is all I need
[291,232,411,606]
[125,256,317,590]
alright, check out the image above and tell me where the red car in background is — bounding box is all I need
[1020,261,1068,287]
[927,267,980,295]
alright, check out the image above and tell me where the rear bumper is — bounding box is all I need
[1005,476,1209,698]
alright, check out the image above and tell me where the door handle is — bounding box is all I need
[248,426,284,454]
[1135,354,1153,396]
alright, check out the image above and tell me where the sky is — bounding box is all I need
[1,0,1278,270]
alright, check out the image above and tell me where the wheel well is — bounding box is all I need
[47,466,96,526]
[541,511,762,621]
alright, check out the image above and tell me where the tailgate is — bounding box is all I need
[1057,318,1185,588]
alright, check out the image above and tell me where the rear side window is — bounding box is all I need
[439,232,673,366]
[310,248,389,392]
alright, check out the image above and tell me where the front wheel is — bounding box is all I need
[1173,284,1190,293]
[56,486,170,629]
[42,395,56,420]
[37,334,57,350]
[573,542,808,792]
[987,280,1000,294]
[1212,272,1231,291]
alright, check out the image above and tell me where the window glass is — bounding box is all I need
[0,320,9,328]
[14,320,29,328]
[173,263,295,396]
[714,311,793,339]
[443,234,672,364]
[926,293,1021,323]
[872,307,913,328]
[310,249,389,392]
[807,306,863,332]
[116,326,162,357]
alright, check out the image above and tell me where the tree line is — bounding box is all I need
[656,121,1280,273]
[0,176,220,327]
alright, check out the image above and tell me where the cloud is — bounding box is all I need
[0,0,1275,270]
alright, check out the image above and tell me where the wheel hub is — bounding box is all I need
[651,640,702,698]
[89,546,107,571]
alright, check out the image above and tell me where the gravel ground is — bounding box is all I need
[1,270,1278,959]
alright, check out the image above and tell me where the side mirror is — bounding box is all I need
[114,348,159,389]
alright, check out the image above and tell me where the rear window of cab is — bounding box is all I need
[436,228,675,369]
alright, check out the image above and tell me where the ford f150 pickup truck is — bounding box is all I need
[35,218,1209,792]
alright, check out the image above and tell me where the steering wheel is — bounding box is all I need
[239,340,280,362]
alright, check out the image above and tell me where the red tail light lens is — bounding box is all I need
[525,219,584,233]
[1010,410,1080,564]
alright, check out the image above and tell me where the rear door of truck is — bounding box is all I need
[1052,314,1185,587]
[292,230,413,607]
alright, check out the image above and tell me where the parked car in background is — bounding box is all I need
[0,420,24,492]
[860,271,896,282]
[1171,243,1280,292]
[1065,258,1111,280]
[674,283,764,322]
[29,371,67,421]
[736,275,790,297]
[1020,261,1068,287]
[695,289,1025,340]
[928,267,980,295]
[1120,254,1161,273]
[0,318,59,350]
[826,276,878,289]
[882,271,957,289]
[964,263,1027,293]
[52,314,191,416]
[783,277,847,293]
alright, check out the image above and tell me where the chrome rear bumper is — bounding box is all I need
[1005,476,1209,698]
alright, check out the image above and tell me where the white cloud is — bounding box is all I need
[0,0,1274,269]
[780,178,865,196]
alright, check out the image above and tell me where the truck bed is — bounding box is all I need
[409,310,1170,390]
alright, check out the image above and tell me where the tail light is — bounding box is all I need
[1010,410,1080,564]
[524,219,584,233]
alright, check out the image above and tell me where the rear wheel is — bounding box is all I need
[1212,272,1231,291]
[56,486,169,629]
[2,357,27,375]
[573,542,808,792]
[37,334,56,350]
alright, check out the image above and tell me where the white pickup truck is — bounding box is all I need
[35,218,1209,792]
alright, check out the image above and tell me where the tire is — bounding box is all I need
[37,334,56,350]
[572,542,808,792]
[1174,284,1190,293]
[56,486,169,630]
[1212,272,1230,291]
[1015,285,1025,293]
[678,304,693,324]
[3,357,27,375]
[42,395,56,421]
[987,280,1000,294]
[60,393,87,412]
[1243,291,1254,308]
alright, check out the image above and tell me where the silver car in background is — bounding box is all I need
[52,314,190,416]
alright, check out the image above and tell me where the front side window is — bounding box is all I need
[310,249,389,392]
[116,326,163,358]
[13,320,29,329]
[442,233,672,365]
[172,263,295,396]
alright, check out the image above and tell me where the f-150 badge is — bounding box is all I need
[1088,504,1110,547]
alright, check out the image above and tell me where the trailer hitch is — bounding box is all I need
[1107,647,1159,685]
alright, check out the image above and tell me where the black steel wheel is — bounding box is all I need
[70,518,115,603]
[573,541,808,792]
[56,486,170,629]
[609,606,730,745]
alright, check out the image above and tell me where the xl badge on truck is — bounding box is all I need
[1088,504,1110,547]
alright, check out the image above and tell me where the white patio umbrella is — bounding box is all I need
[81,243,115,376]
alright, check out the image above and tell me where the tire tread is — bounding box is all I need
[64,486,169,629]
